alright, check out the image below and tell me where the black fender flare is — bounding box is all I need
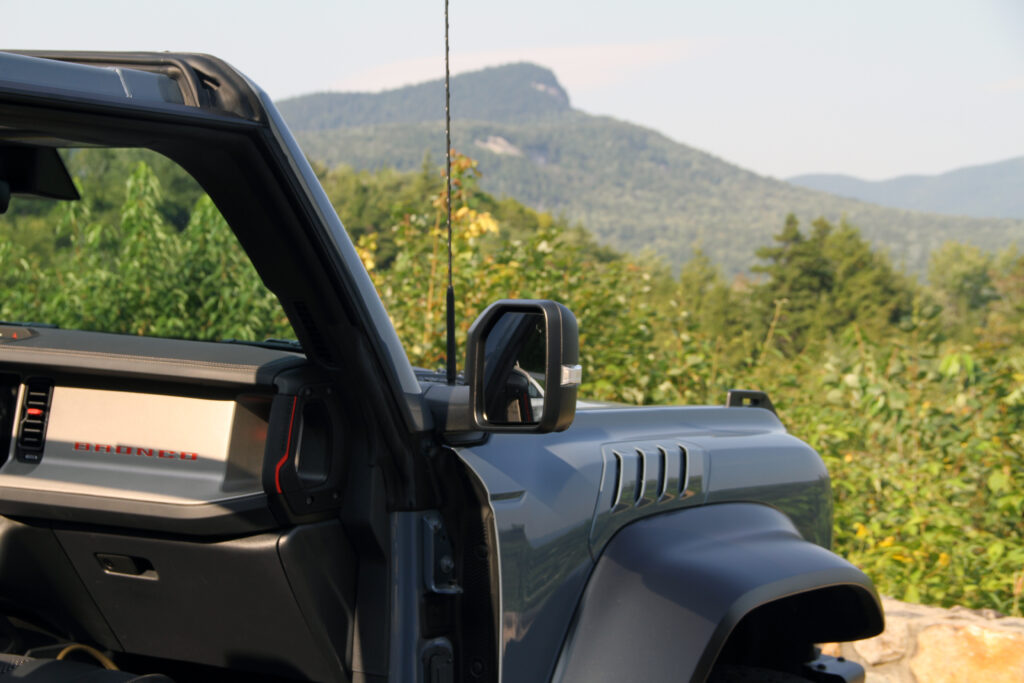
[552,503,883,682]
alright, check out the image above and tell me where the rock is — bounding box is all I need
[852,619,909,665]
[819,642,841,657]
[864,673,899,683]
[822,597,1024,683]
[909,623,1024,683]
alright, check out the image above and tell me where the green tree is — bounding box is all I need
[985,246,1024,345]
[928,242,997,331]
[753,215,915,354]
[820,220,914,334]
[753,215,836,354]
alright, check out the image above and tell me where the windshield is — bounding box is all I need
[0,146,295,344]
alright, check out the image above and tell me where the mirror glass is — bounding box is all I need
[482,312,546,425]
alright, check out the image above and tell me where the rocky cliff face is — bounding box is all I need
[823,598,1024,682]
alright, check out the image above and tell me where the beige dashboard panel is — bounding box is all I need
[1,386,267,505]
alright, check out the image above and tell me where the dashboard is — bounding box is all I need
[0,326,359,679]
[0,326,310,534]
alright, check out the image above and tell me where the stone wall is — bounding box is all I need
[821,597,1024,682]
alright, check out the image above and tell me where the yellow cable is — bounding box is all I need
[55,643,119,670]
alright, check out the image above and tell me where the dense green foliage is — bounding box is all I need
[278,63,1024,276]
[0,150,292,340]
[790,156,1024,221]
[1,149,1020,617]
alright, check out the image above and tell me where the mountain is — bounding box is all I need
[280,63,570,129]
[788,157,1024,221]
[279,65,1024,275]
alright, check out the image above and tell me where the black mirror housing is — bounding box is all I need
[466,300,580,433]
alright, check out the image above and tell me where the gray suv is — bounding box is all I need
[0,51,882,682]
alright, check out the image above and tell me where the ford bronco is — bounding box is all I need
[0,51,883,682]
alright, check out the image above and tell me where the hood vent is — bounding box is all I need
[16,379,53,463]
[592,440,704,552]
[608,443,689,513]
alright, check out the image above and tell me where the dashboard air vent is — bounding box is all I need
[16,379,53,463]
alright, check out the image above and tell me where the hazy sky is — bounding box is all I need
[3,0,1022,180]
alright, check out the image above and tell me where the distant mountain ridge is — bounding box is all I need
[280,63,571,129]
[278,64,1024,275]
[789,156,1024,220]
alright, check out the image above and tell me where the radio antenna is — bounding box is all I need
[444,0,456,385]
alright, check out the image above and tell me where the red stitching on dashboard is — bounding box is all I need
[274,396,299,494]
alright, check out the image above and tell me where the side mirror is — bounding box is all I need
[466,300,581,433]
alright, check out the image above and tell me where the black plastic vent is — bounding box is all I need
[16,379,53,463]
[678,444,689,495]
[633,448,646,505]
[610,450,623,510]
[656,446,669,499]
